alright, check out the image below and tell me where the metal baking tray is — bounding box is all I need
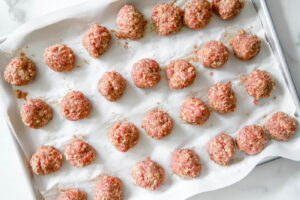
[1,0,299,199]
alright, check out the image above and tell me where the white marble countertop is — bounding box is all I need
[0,0,300,199]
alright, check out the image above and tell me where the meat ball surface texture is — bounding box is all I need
[207,133,236,165]
[141,109,173,139]
[196,40,229,68]
[180,97,210,126]
[4,56,35,86]
[212,0,245,20]
[64,139,96,167]
[30,146,63,175]
[82,24,112,58]
[57,189,87,200]
[131,58,161,88]
[245,69,275,104]
[236,125,267,155]
[132,158,165,190]
[230,31,262,60]
[208,82,236,113]
[109,122,139,152]
[93,176,122,200]
[116,5,146,40]
[151,3,183,36]
[44,44,75,72]
[265,112,298,141]
[171,149,202,179]
[20,98,53,129]
[60,91,91,121]
[97,71,126,102]
[165,60,196,90]
[183,0,212,29]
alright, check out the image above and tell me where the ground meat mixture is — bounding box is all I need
[180,97,210,126]
[94,176,122,200]
[131,58,161,88]
[60,91,91,121]
[97,71,126,102]
[141,109,173,139]
[151,3,183,36]
[109,122,139,152]
[229,31,262,60]
[183,0,212,30]
[15,89,28,100]
[116,5,147,40]
[207,133,236,165]
[3,56,35,86]
[64,139,96,167]
[212,0,245,20]
[20,98,53,129]
[265,112,298,141]
[30,146,63,175]
[165,59,196,90]
[245,69,275,104]
[57,189,87,200]
[236,125,267,155]
[43,44,75,72]
[171,149,202,179]
[132,158,165,190]
[208,82,236,113]
[82,24,112,58]
[196,40,229,68]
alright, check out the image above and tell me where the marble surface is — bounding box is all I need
[0,0,300,199]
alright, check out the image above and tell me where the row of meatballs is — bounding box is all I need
[3,30,262,88]
[7,30,264,128]
[32,111,297,200]
[3,0,255,86]
[19,67,274,130]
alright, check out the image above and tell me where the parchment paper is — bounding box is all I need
[0,0,299,199]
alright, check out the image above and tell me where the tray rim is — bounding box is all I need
[251,0,300,162]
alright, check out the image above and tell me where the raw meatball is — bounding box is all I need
[141,109,173,139]
[44,44,75,72]
[116,5,146,40]
[151,3,183,36]
[94,176,122,200]
[57,189,87,200]
[207,133,236,165]
[196,40,229,68]
[97,71,126,102]
[64,139,96,167]
[165,60,196,90]
[180,97,210,126]
[30,146,62,175]
[20,98,53,129]
[109,122,139,152]
[82,24,112,58]
[236,125,267,155]
[208,82,236,113]
[171,149,202,179]
[3,56,35,86]
[132,158,165,190]
[245,69,275,104]
[229,31,262,60]
[265,112,298,141]
[183,0,212,29]
[131,58,161,88]
[212,0,245,20]
[60,91,91,121]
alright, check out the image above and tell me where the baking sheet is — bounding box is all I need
[0,0,300,199]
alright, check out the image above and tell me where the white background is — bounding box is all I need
[0,0,299,199]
